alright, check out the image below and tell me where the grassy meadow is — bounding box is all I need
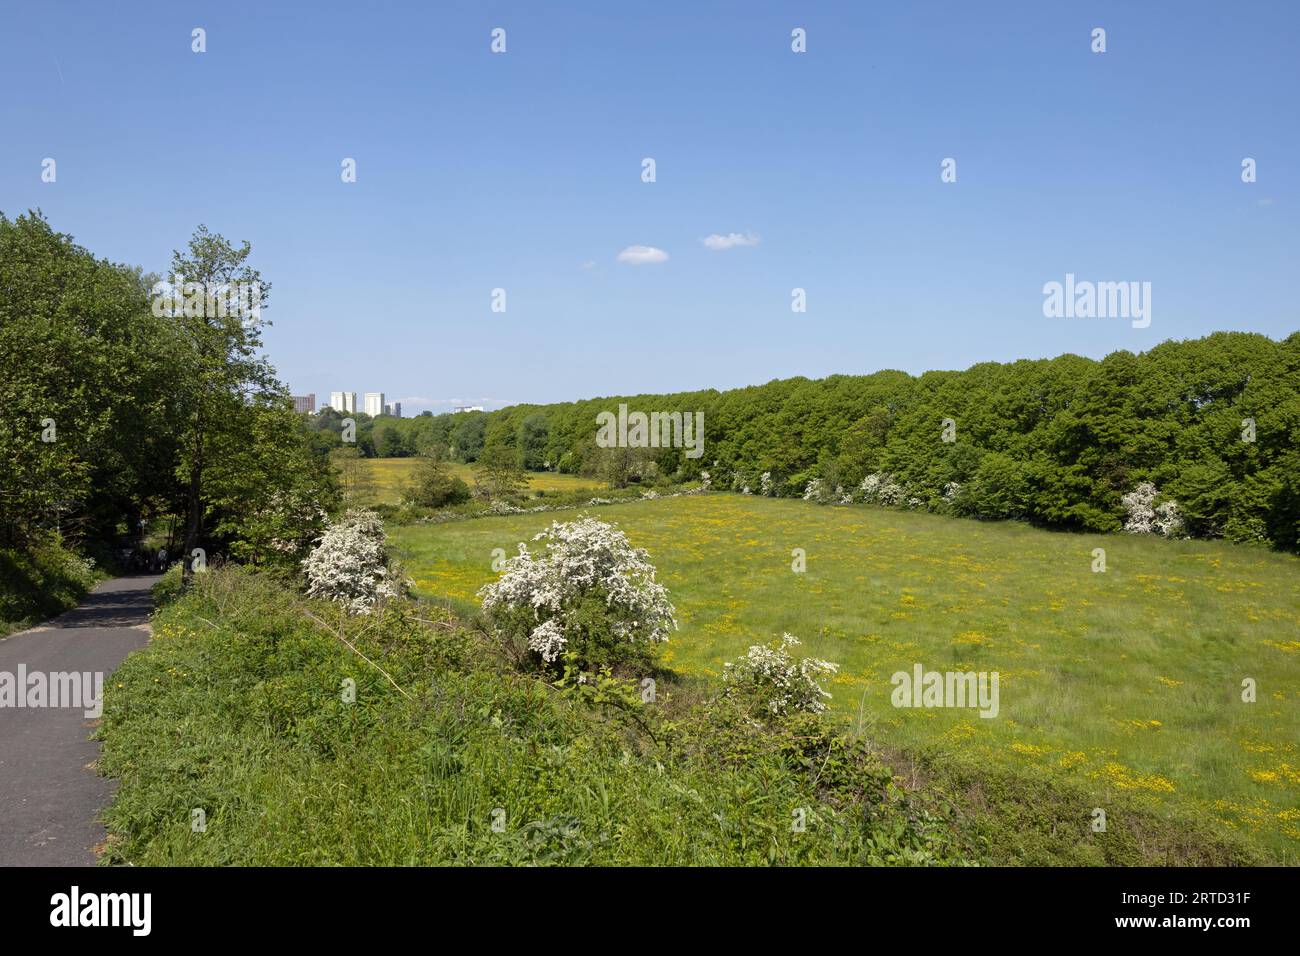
[350,457,603,506]
[389,493,1300,858]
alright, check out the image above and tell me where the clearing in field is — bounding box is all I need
[389,493,1300,858]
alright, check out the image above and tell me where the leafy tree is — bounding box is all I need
[164,226,276,580]
[473,444,527,500]
[406,453,471,508]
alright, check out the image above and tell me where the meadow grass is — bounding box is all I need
[100,566,1257,865]
[352,457,602,506]
[389,493,1300,858]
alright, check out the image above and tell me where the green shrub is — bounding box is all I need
[0,534,102,635]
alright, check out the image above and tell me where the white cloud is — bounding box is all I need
[580,259,597,270]
[701,232,760,251]
[617,245,670,265]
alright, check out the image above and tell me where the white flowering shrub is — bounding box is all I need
[1121,482,1185,536]
[302,509,406,615]
[942,481,962,503]
[803,478,826,502]
[722,634,839,717]
[699,470,712,491]
[860,472,904,506]
[836,485,853,504]
[759,471,773,496]
[478,515,677,672]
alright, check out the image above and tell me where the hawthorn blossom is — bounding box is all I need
[1122,482,1185,536]
[478,515,677,666]
[723,634,839,716]
[302,509,406,614]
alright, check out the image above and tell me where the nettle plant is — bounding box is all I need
[723,633,839,718]
[478,515,677,673]
[1121,482,1185,537]
[302,509,407,614]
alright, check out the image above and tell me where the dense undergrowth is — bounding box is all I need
[0,535,104,638]
[97,567,1262,865]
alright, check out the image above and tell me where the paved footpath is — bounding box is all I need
[0,575,158,866]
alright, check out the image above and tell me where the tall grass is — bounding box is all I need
[388,494,1300,858]
[98,566,1262,865]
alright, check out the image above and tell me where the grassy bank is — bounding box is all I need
[98,566,1261,865]
[0,537,104,638]
[389,494,1300,858]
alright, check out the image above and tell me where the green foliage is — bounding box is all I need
[472,444,527,500]
[0,211,337,574]
[98,568,1261,865]
[405,456,471,508]
[0,534,103,635]
[364,332,1300,548]
[0,211,177,548]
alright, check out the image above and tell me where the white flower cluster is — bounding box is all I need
[478,515,677,664]
[942,481,962,503]
[802,478,825,501]
[836,485,853,504]
[860,471,904,506]
[759,471,773,496]
[1121,482,1185,536]
[699,470,712,491]
[301,509,405,615]
[722,633,839,716]
[482,499,523,516]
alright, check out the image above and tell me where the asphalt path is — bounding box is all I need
[0,575,158,866]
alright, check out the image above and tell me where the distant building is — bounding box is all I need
[384,402,402,418]
[453,405,485,413]
[329,391,357,414]
[291,393,316,414]
[363,392,385,417]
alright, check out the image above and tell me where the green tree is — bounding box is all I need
[406,452,471,508]
[473,444,527,500]
[164,226,276,580]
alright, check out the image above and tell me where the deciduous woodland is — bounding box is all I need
[326,332,1300,550]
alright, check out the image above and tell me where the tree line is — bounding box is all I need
[0,210,336,574]
[360,330,1300,549]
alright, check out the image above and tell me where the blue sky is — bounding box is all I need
[2,1,1296,412]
